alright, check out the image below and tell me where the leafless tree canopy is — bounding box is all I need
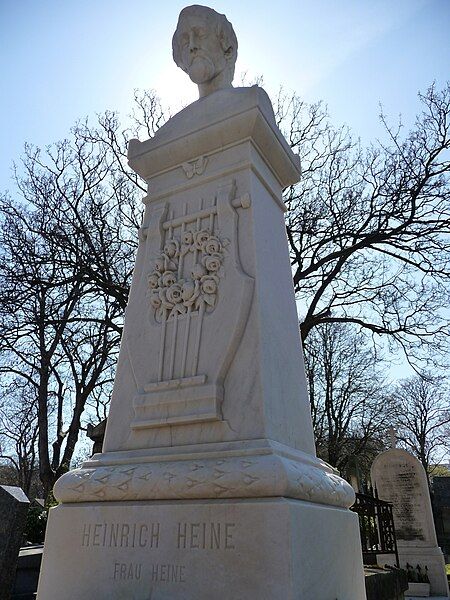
[1,84,449,496]
[280,83,450,369]
[303,322,394,476]
[0,91,167,498]
[392,374,450,476]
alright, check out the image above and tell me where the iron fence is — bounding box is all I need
[350,490,399,566]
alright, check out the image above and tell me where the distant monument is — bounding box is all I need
[0,486,29,600]
[372,446,449,597]
[37,6,366,598]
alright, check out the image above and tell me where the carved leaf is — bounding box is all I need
[182,162,195,179]
[203,293,216,307]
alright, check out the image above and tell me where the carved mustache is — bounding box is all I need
[188,51,212,67]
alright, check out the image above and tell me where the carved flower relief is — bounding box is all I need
[147,228,228,321]
[202,235,221,255]
[148,273,160,289]
[201,275,219,307]
[161,271,176,288]
[193,229,210,250]
[163,238,179,259]
[203,253,222,273]
[166,283,183,304]
[154,257,165,273]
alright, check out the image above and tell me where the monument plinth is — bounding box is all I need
[37,6,366,599]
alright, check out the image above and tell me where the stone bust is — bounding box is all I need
[172,5,238,98]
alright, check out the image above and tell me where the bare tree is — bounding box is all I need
[0,381,38,497]
[0,197,119,497]
[2,82,450,497]
[280,83,450,369]
[303,322,395,475]
[392,374,450,476]
[0,102,150,498]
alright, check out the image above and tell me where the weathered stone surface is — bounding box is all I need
[372,449,449,597]
[54,440,354,508]
[38,5,366,598]
[0,485,29,600]
[37,498,366,600]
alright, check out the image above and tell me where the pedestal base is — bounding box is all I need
[378,546,449,597]
[399,546,449,597]
[37,497,366,600]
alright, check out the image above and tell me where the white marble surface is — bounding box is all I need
[37,498,366,600]
[39,6,367,599]
[172,5,238,98]
[51,84,359,508]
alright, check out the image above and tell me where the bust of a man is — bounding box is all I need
[172,5,238,98]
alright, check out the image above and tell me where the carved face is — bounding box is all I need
[175,13,230,85]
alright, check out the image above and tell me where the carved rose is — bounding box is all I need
[182,280,195,301]
[166,283,183,304]
[148,272,160,289]
[154,257,165,273]
[161,271,177,288]
[201,276,218,295]
[193,229,210,250]
[163,239,179,258]
[151,226,227,320]
[182,231,193,245]
[203,253,221,272]
[202,235,221,255]
[149,291,162,309]
[191,264,207,280]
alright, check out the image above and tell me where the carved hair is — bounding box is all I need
[172,5,238,80]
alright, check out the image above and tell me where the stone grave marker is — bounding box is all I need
[0,485,30,600]
[37,6,367,599]
[432,476,450,560]
[372,448,449,597]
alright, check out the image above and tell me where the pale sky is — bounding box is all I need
[1,0,449,189]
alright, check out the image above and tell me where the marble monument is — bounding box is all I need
[372,446,449,597]
[37,6,366,599]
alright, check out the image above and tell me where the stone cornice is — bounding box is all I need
[128,86,301,188]
[54,440,354,508]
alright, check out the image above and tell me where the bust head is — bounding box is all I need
[172,5,238,98]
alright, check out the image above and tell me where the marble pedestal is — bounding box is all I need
[38,86,366,599]
[37,498,365,600]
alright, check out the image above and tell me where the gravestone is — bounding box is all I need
[372,448,449,597]
[0,485,30,600]
[432,476,450,561]
[37,6,366,599]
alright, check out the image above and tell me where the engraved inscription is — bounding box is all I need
[375,459,429,542]
[151,563,186,583]
[81,522,160,548]
[177,521,235,550]
[113,562,142,580]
